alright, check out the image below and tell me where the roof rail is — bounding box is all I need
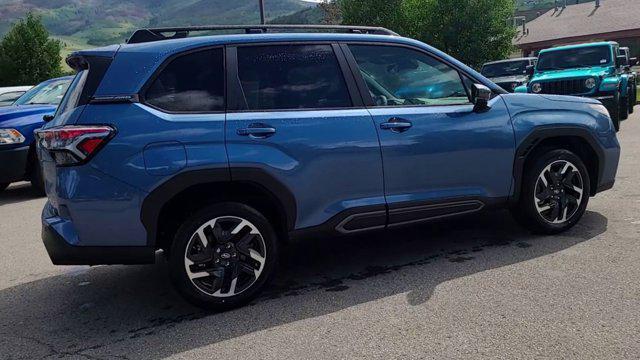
[127,24,399,44]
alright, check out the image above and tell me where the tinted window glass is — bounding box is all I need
[0,91,24,103]
[237,45,351,110]
[349,45,470,107]
[481,60,529,78]
[537,46,612,71]
[146,48,224,112]
[13,79,71,106]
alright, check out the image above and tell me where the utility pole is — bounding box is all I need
[259,0,266,25]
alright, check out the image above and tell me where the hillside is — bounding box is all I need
[0,0,313,47]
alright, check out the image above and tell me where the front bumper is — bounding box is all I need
[0,145,29,183]
[42,204,155,265]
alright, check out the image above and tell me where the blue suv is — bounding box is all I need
[37,25,620,310]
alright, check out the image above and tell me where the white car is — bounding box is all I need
[0,86,33,106]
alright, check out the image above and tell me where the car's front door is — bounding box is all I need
[344,44,515,226]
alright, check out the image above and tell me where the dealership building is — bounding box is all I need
[514,0,640,57]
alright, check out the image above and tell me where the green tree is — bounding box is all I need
[405,0,516,68]
[0,12,63,86]
[339,0,516,69]
[339,0,405,31]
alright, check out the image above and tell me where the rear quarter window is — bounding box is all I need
[145,48,225,113]
[56,70,88,117]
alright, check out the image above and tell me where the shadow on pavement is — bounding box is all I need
[0,210,608,359]
[0,183,44,207]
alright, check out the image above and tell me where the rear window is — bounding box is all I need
[236,44,352,110]
[13,79,70,106]
[145,48,225,112]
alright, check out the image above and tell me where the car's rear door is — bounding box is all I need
[225,42,385,234]
[343,43,515,226]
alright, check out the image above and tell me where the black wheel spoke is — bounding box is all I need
[232,226,253,247]
[186,251,212,264]
[566,194,579,206]
[238,261,257,276]
[211,222,226,244]
[536,186,552,202]
[549,201,560,221]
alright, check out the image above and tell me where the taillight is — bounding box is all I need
[35,125,114,166]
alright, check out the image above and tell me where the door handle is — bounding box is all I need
[380,118,412,132]
[237,123,276,138]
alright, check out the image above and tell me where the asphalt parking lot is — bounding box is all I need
[1,115,639,359]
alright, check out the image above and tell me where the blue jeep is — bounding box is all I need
[36,25,620,310]
[0,76,72,193]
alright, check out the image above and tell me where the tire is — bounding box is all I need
[169,202,278,310]
[0,183,8,192]
[29,155,45,195]
[620,95,629,121]
[607,92,621,132]
[629,85,636,114]
[511,149,590,235]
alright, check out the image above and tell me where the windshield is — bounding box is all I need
[13,78,71,106]
[537,46,612,71]
[481,60,529,78]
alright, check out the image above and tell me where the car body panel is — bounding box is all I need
[368,97,515,204]
[226,108,385,229]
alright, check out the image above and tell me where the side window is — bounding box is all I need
[146,48,224,112]
[236,44,352,110]
[348,45,471,107]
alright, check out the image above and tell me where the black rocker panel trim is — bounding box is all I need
[290,196,506,240]
[140,167,297,247]
[289,204,387,239]
[512,126,605,202]
[336,210,387,233]
[388,200,484,227]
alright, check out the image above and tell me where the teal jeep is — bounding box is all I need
[516,41,633,131]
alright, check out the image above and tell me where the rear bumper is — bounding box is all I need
[0,146,29,183]
[42,204,155,265]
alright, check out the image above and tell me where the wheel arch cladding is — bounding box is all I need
[140,168,297,249]
[512,126,603,201]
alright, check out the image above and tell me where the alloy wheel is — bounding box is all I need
[534,160,584,224]
[184,216,266,298]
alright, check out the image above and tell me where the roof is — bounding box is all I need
[514,0,640,47]
[90,32,504,96]
[538,41,617,53]
[483,57,537,65]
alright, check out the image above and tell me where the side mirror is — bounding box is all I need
[42,114,54,122]
[630,57,638,66]
[617,55,629,67]
[472,84,492,113]
[525,64,535,76]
